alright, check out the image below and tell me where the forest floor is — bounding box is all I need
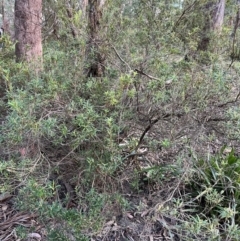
[1,58,240,240]
[1,95,240,241]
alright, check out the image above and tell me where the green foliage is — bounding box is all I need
[182,148,240,239]
[15,226,29,240]
[47,229,89,241]
[15,182,109,237]
[193,148,240,209]
[1,0,240,240]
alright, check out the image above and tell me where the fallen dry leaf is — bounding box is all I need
[141,210,149,217]
[27,232,41,240]
[1,204,8,212]
[126,212,133,219]
[105,220,115,226]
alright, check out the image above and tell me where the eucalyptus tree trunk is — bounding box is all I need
[14,0,42,68]
[211,0,225,31]
[1,0,5,27]
[232,0,240,37]
[86,0,106,77]
[197,0,225,51]
[1,0,9,34]
[230,0,240,60]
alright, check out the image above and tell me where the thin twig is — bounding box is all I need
[135,117,160,151]
[134,68,161,81]
[217,91,240,107]
[134,112,183,153]
[111,45,132,71]
[122,150,148,161]
[172,0,198,31]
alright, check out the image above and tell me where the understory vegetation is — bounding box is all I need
[1,1,240,240]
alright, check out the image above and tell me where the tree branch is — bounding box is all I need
[134,68,161,81]
[111,45,132,71]
[217,91,240,107]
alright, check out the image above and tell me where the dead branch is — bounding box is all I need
[134,68,161,81]
[217,91,240,107]
[111,45,132,71]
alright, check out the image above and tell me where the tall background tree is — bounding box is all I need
[86,0,106,77]
[230,0,240,60]
[198,0,226,51]
[14,0,42,66]
[174,0,226,59]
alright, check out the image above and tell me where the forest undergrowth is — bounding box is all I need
[1,1,240,240]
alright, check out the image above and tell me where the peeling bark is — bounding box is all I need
[86,0,106,77]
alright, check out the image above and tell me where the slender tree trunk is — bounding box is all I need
[86,0,106,77]
[14,0,42,69]
[1,0,4,26]
[232,0,240,38]
[198,0,225,51]
[66,2,78,38]
[1,0,7,33]
[230,0,240,60]
[81,0,88,16]
[212,0,225,31]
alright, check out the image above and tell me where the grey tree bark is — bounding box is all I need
[212,0,225,31]
[197,0,225,51]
